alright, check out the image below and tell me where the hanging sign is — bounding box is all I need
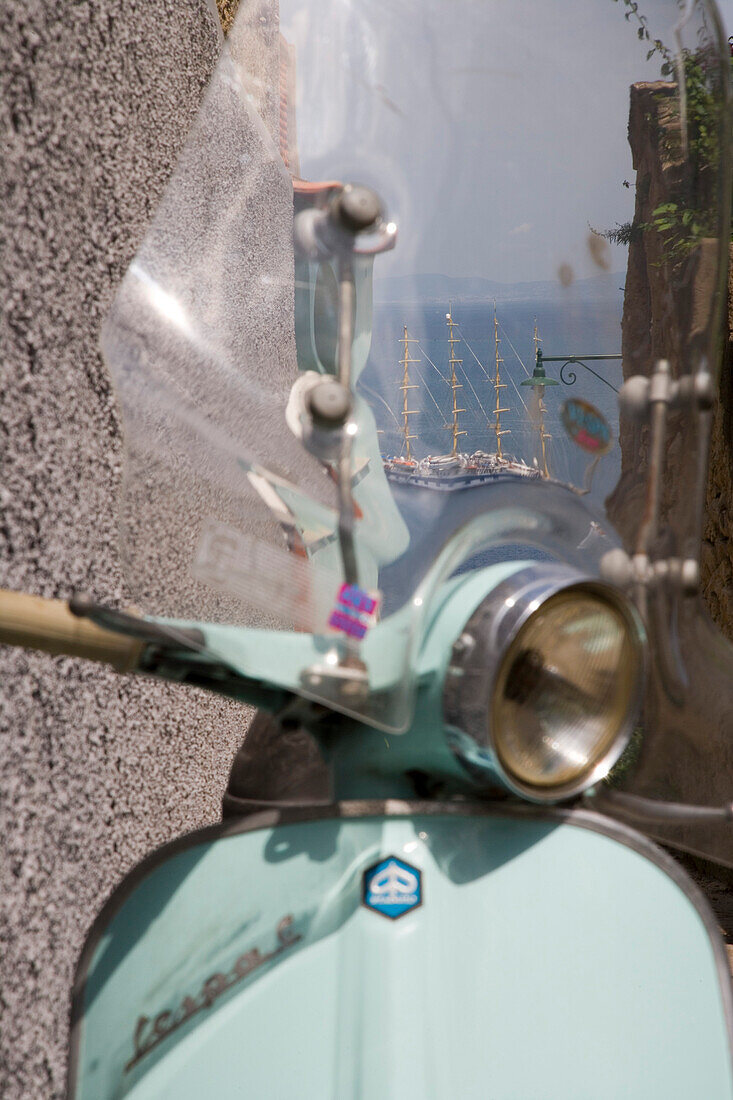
[561,397,613,455]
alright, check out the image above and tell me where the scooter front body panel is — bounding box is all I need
[69,803,733,1099]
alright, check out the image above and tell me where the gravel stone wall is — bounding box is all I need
[0,4,263,1095]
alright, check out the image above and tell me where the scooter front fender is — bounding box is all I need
[69,803,733,1099]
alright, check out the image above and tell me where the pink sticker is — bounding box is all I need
[328,583,381,640]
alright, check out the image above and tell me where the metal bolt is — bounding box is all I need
[331,184,382,234]
[600,548,634,587]
[307,379,352,430]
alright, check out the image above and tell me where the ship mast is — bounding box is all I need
[533,319,551,478]
[399,325,419,461]
[493,302,510,459]
[446,305,467,456]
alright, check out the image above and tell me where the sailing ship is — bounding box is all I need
[383,306,543,491]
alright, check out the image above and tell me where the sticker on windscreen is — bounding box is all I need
[328,583,380,640]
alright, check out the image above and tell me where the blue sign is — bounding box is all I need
[561,397,612,455]
[363,856,422,920]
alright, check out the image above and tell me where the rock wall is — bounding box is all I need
[0,4,267,1095]
[607,78,733,867]
[606,81,722,552]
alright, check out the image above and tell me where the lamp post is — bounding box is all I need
[520,347,560,477]
[539,350,622,393]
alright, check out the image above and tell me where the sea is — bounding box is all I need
[360,285,626,610]
[362,288,625,505]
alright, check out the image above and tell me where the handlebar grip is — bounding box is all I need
[0,589,144,672]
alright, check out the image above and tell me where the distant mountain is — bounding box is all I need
[373,271,625,304]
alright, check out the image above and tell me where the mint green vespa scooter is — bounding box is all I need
[2,0,733,1096]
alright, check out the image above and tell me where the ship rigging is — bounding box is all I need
[382,305,541,491]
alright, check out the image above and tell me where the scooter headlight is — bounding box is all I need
[444,565,644,802]
[493,587,638,793]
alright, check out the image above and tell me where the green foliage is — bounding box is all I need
[650,49,725,265]
[607,2,730,263]
[646,200,712,265]
[675,53,721,192]
[598,220,633,246]
[611,0,672,70]
[593,221,637,247]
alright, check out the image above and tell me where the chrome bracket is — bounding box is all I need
[297,183,396,694]
[601,357,715,599]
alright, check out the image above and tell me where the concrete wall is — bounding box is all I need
[0,5,258,1095]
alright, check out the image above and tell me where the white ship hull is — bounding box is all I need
[383,453,541,492]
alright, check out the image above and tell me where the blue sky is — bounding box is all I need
[281,0,730,285]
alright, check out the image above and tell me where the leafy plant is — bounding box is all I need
[646,200,712,265]
[611,0,672,69]
[601,2,730,266]
[592,221,637,247]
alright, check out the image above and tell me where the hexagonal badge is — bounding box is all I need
[362,856,422,920]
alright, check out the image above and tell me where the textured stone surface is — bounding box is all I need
[606,80,733,867]
[605,81,717,550]
[0,4,261,1096]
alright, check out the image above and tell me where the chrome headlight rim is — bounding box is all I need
[443,563,646,804]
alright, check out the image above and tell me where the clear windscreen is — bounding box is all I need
[102,0,730,730]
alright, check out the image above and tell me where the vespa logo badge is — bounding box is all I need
[363,856,422,920]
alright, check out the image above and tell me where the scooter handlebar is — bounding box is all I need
[0,589,143,672]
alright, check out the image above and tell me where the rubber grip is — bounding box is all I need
[0,589,144,672]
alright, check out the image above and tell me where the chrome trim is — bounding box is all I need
[443,563,646,803]
[67,798,733,1097]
